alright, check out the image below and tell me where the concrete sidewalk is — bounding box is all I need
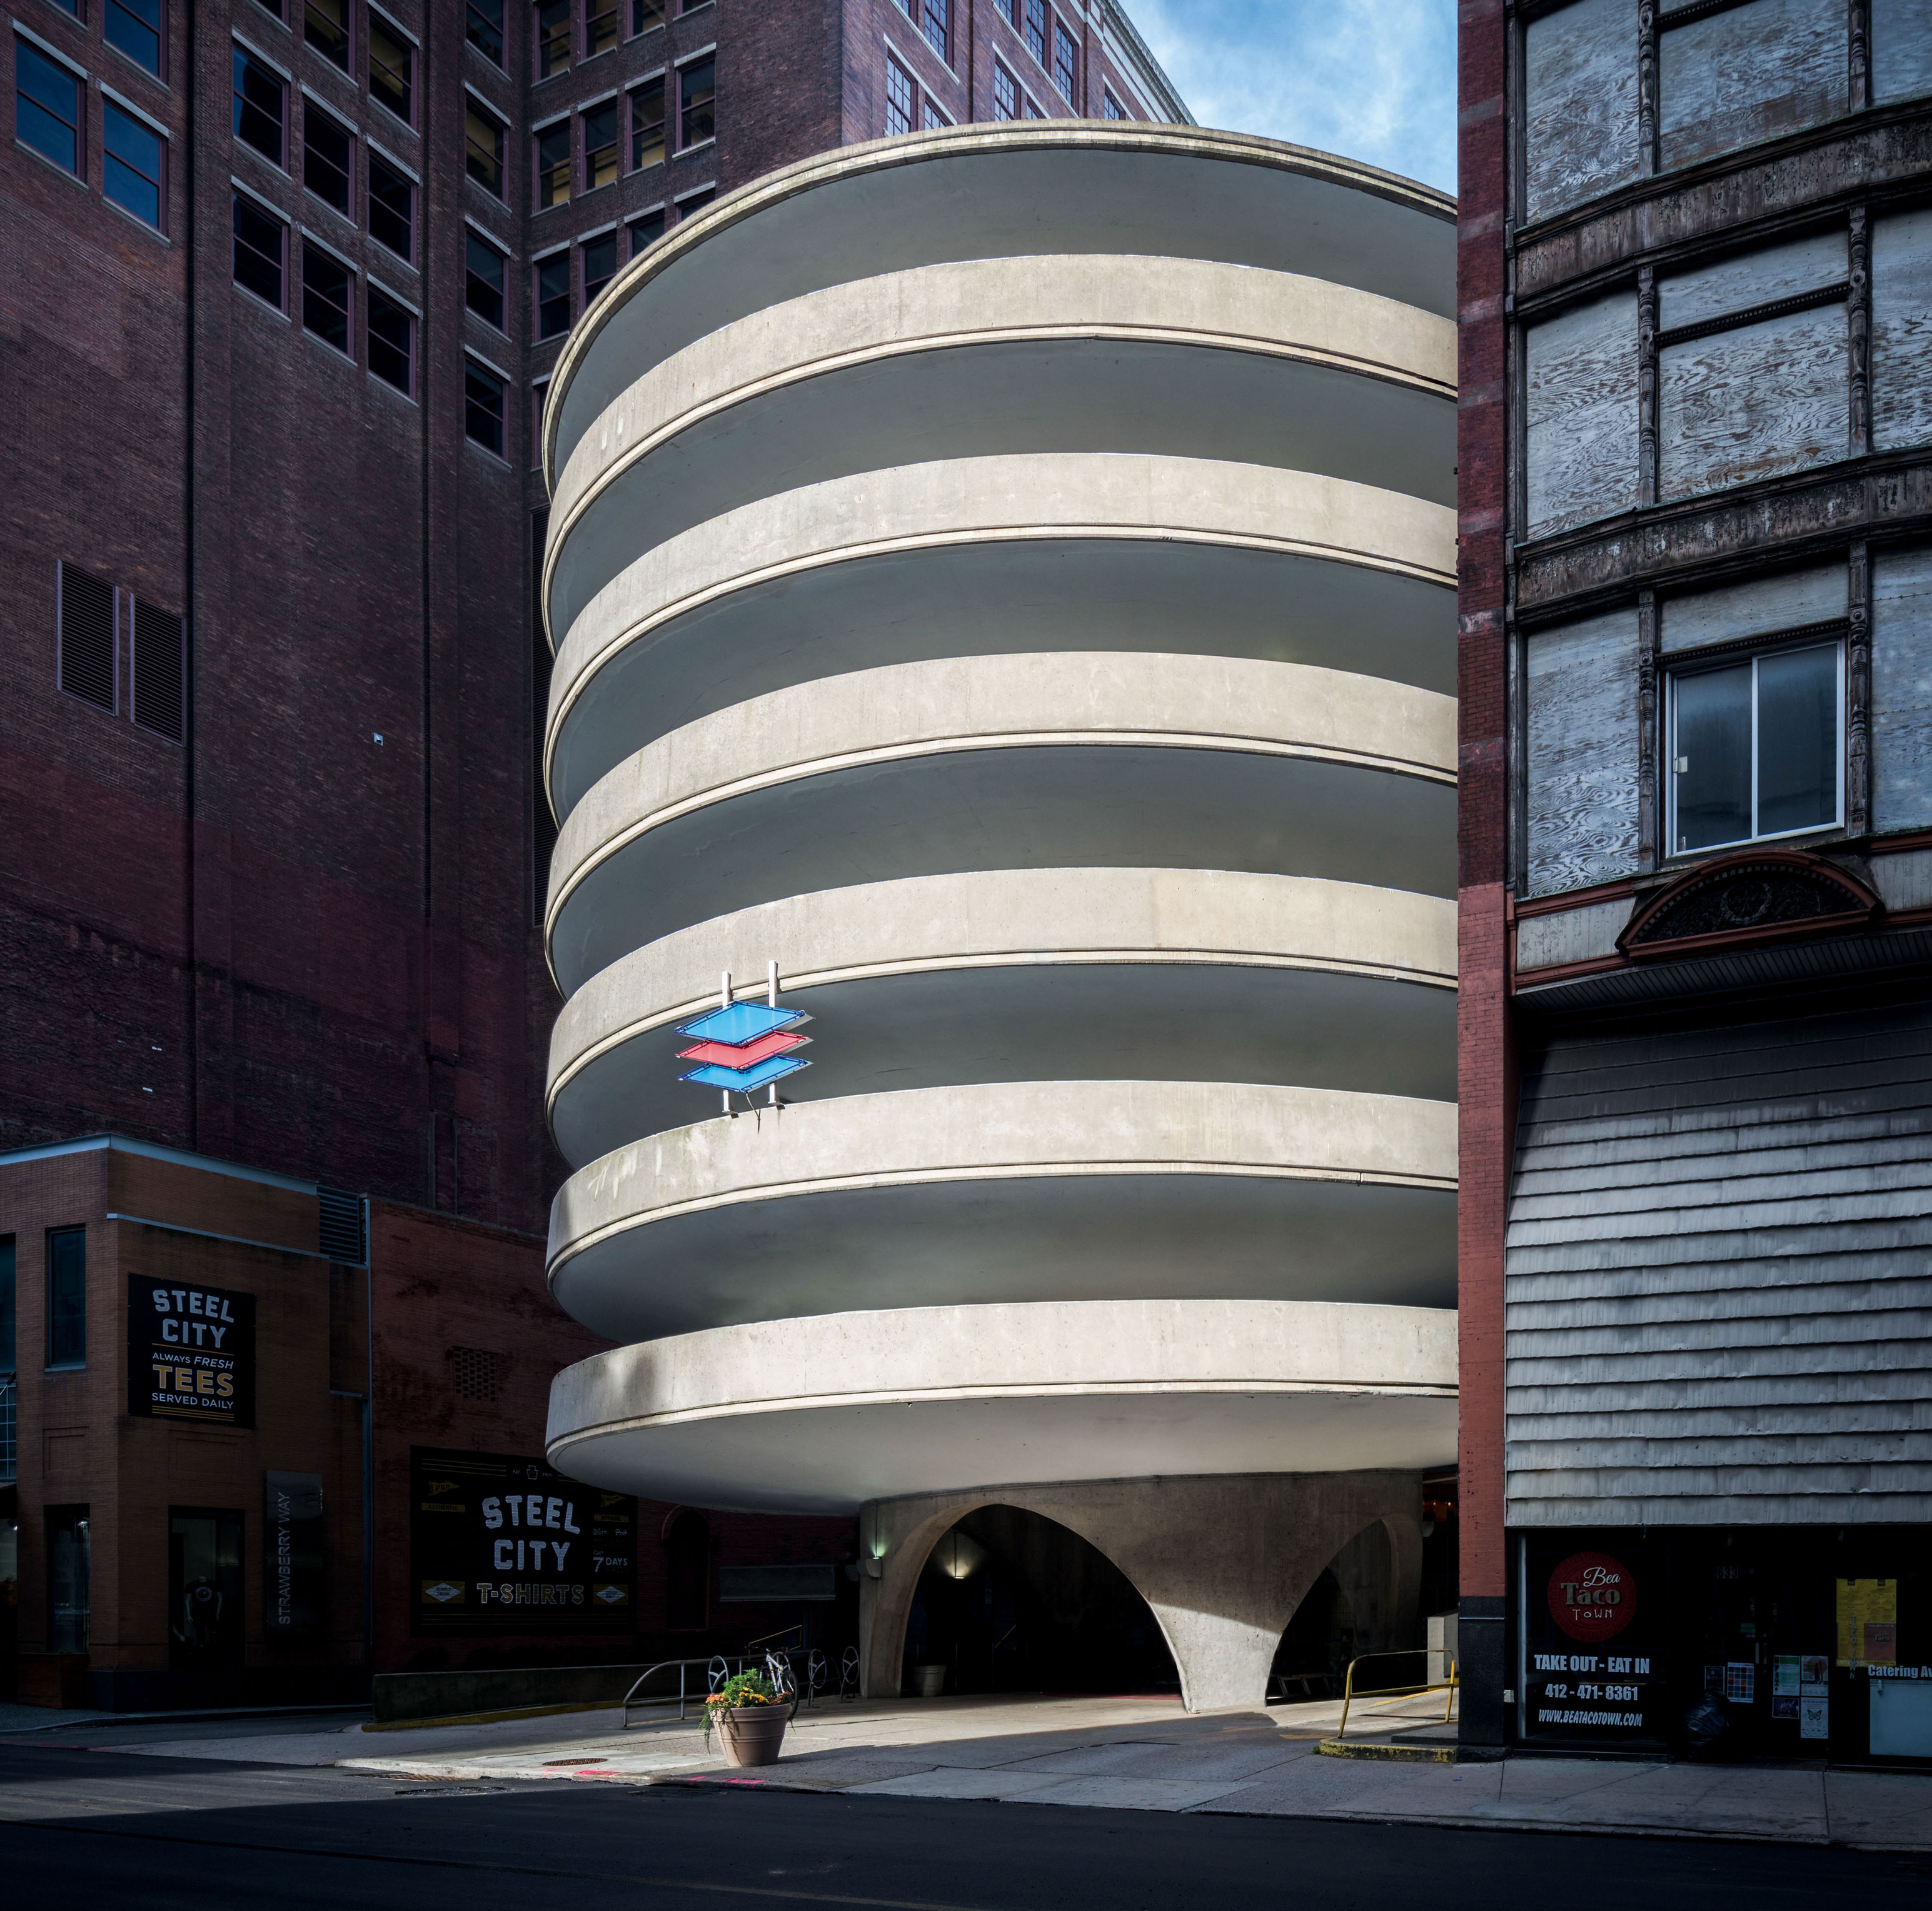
[54,1688,1932,1851]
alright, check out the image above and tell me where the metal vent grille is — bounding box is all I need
[317,1186,367,1266]
[131,599,187,743]
[58,563,117,712]
[446,1347,500,1402]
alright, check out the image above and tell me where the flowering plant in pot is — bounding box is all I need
[702,1669,789,1767]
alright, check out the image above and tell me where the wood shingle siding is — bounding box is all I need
[1504,987,1932,1525]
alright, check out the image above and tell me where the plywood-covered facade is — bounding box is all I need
[1461,0,1932,1765]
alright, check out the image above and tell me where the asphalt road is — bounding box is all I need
[2,1740,1927,1910]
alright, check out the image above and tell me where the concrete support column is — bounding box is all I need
[858,1471,1426,1713]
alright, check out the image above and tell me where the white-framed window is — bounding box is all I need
[1665,640,1843,855]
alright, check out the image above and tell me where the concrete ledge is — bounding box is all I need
[545,254,1454,638]
[545,457,1457,818]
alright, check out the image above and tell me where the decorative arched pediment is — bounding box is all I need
[1616,849,1881,961]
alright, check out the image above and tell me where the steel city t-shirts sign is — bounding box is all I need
[126,1277,257,1427]
[409,1447,636,1635]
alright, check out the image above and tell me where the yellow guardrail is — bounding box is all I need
[1334,1647,1458,1740]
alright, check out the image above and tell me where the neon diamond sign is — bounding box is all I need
[678,964,811,1108]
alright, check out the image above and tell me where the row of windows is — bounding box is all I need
[533,57,712,213]
[244,0,418,130]
[232,44,419,261]
[997,0,1079,107]
[229,190,513,458]
[1,1230,84,1372]
[532,0,707,84]
[56,561,186,743]
[526,183,712,339]
[885,50,950,136]
[892,0,952,68]
[42,0,163,81]
[15,33,166,228]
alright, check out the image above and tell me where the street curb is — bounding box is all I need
[1315,1737,1456,1763]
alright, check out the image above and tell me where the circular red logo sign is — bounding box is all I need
[1547,1551,1638,1642]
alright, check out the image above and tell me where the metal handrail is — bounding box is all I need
[621,1655,758,1726]
[1334,1648,1458,1740]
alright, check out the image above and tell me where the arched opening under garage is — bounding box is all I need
[1268,1517,1421,1702]
[900,1505,1179,1698]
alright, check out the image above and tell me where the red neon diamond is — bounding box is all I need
[675,1029,811,1068]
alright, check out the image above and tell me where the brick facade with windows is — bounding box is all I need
[1,0,1186,1705]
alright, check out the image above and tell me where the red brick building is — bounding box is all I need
[0,0,1187,1707]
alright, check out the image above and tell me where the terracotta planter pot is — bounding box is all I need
[713,1703,788,1767]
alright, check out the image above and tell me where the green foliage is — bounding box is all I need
[702,1668,780,1745]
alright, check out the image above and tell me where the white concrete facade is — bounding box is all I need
[538,124,1457,1709]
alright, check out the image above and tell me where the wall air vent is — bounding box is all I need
[58,563,117,713]
[131,599,188,743]
[318,1186,368,1266]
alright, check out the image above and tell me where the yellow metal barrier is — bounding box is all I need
[1334,1647,1459,1741]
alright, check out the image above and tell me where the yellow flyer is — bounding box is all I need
[1836,1580,1898,1665]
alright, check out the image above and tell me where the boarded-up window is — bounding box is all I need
[1658,232,1849,501]
[1661,562,1845,654]
[1525,291,1638,538]
[1658,0,1846,172]
[1873,546,1932,833]
[1526,609,1641,896]
[1871,0,1932,103]
[58,563,117,713]
[1523,0,1638,223]
[1873,209,1932,452]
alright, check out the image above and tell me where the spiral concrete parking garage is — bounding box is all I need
[538,124,1457,1713]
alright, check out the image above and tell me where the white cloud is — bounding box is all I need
[1129,0,1456,196]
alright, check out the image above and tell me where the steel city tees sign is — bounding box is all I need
[409,1447,637,1635]
[127,1277,257,1427]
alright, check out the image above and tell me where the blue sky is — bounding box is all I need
[1130,0,1457,196]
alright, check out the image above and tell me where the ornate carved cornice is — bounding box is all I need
[1615,848,1882,962]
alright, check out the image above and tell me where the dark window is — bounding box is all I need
[17,40,82,177]
[1668,642,1842,854]
[535,249,571,338]
[631,0,664,29]
[231,190,285,306]
[2,1237,15,1375]
[104,101,164,230]
[233,46,285,166]
[466,102,506,196]
[301,239,351,351]
[466,230,506,328]
[367,284,413,391]
[304,0,350,70]
[131,598,186,743]
[923,0,947,63]
[466,0,504,64]
[678,56,712,147]
[303,103,353,213]
[368,14,412,123]
[368,153,413,259]
[465,357,506,454]
[586,0,617,58]
[47,1228,85,1368]
[535,119,571,207]
[47,1508,89,1653]
[169,1508,244,1670]
[49,0,82,14]
[922,98,944,131]
[57,564,116,713]
[1052,18,1075,101]
[1024,0,1047,64]
[582,228,616,303]
[991,60,1015,121]
[583,98,617,189]
[885,55,913,136]
[664,1508,708,1629]
[1102,88,1124,120]
[106,0,163,77]
[535,0,571,78]
[675,185,712,219]
[628,77,663,169]
[627,206,664,254]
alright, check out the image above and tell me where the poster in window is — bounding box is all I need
[127,1277,257,1428]
[410,1447,636,1635]
[1521,1538,1668,1745]
[1836,1579,1898,1665]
